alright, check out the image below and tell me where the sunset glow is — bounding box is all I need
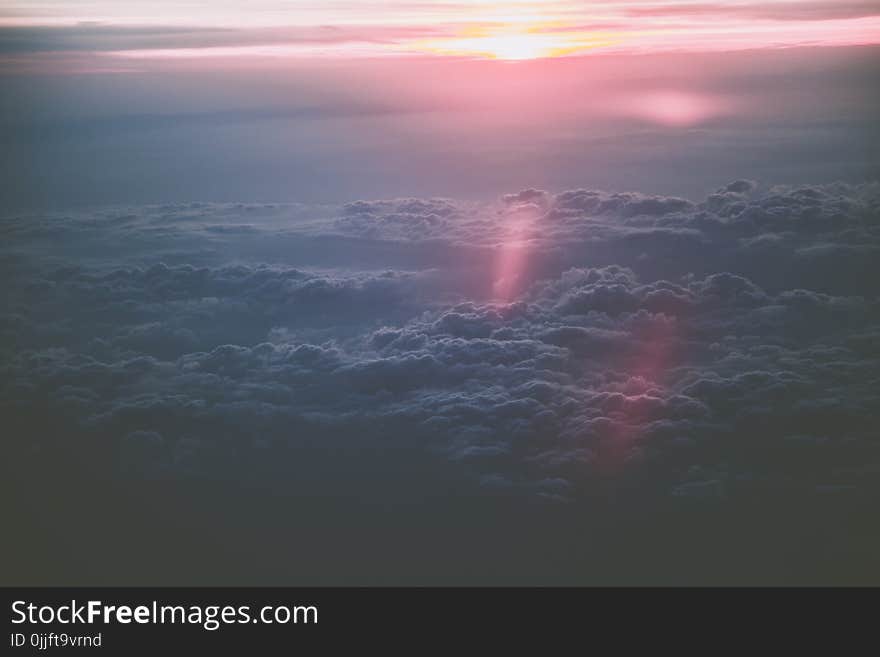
[414,26,610,60]
[2,1,879,68]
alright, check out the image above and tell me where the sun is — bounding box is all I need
[435,32,573,61]
[414,26,600,61]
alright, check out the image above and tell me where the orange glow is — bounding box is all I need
[492,238,530,300]
[593,316,679,480]
[492,202,542,300]
[414,25,611,60]
[628,91,731,127]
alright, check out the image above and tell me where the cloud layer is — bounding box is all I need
[3,180,879,513]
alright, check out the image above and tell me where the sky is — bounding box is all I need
[1,2,879,210]
[2,3,880,584]
[2,1,880,58]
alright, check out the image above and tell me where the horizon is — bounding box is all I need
[4,1,880,60]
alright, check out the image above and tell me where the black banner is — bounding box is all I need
[1,587,869,652]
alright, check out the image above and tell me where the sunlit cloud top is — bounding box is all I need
[2,1,880,64]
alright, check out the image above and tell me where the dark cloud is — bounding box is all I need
[0,176,880,583]
[2,180,879,582]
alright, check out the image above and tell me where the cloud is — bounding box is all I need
[2,180,879,515]
[0,23,456,54]
[626,1,880,22]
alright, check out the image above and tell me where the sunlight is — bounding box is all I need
[415,25,605,60]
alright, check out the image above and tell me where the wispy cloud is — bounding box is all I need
[1,1,879,65]
[626,1,880,22]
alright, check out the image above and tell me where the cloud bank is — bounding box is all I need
[3,180,879,517]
